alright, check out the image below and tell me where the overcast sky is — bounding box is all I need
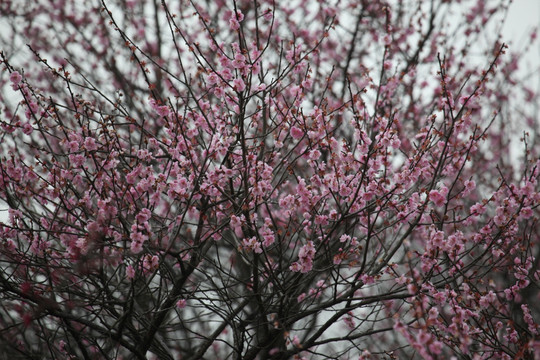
[504,0,539,41]
[503,1,540,78]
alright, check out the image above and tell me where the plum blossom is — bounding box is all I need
[136,208,152,224]
[149,98,171,117]
[470,202,486,215]
[207,72,219,85]
[142,254,159,273]
[429,185,448,207]
[242,236,262,253]
[343,312,356,330]
[229,18,240,30]
[0,1,538,358]
[290,241,316,273]
[130,230,148,254]
[176,299,187,309]
[126,264,136,279]
[84,137,98,151]
[263,8,273,21]
[290,126,303,139]
[10,71,22,90]
[232,78,246,92]
[22,122,33,135]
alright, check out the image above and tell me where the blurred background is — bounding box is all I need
[503,0,539,88]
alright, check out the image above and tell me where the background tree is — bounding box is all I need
[0,0,539,359]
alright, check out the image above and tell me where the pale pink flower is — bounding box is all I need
[290,126,303,139]
[521,207,533,219]
[10,71,22,90]
[136,208,152,223]
[263,9,273,21]
[126,264,136,279]
[229,18,240,30]
[84,137,98,151]
[22,122,33,135]
[206,72,219,85]
[429,189,446,207]
[233,78,246,92]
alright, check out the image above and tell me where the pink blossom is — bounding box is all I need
[339,184,352,197]
[308,149,321,160]
[207,72,219,85]
[230,215,244,238]
[429,188,447,207]
[24,101,39,119]
[234,10,244,22]
[22,122,33,135]
[332,253,344,265]
[68,140,79,152]
[84,137,98,151]
[429,340,443,355]
[10,71,22,90]
[149,99,171,117]
[130,231,148,254]
[493,206,507,226]
[464,179,476,193]
[220,67,233,80]
[232,78,246,92]
[479,291,497,308]
[263,8,273,21]
[359,350,371,360]
[343,312,356,330]
[314,215,328,225]
[470,203,486,215]
[390,137,401,148]
[229,18,240,30]
[213,86,224,97]
[521,207,533,219]
[156,105,170,117]
[130,241,143,254]
[232,53,246,69]
[0,1,538,357]
[290,126,303,139]
[143,254,159,272]
[176,299,187,309]
[126,265,136,279]
[242,236,262,253]
[137,149,151,160]
[291,241,316,273]
[301,78,313,90]
[289,85,301,98]
[136,208,152,223]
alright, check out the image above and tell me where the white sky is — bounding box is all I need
[503,0,540,76]
[504,0,540,40]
